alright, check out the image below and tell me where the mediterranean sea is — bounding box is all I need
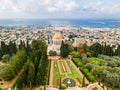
[0,19,120,28]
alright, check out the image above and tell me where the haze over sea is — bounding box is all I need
[0,19,120,28]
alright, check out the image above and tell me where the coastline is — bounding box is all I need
[0,19,120,28]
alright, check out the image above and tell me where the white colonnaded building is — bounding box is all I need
[48,33,63,55]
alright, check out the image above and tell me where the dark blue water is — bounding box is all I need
[0,19,120,28]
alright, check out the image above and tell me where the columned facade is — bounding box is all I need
[48,33,62,55]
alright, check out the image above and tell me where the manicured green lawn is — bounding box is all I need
[53,61,65,87]
[53,60,83,87]
[66,61,82,82]
[57,60,71,75]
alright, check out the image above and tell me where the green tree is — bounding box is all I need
[8,41,17,55]
[60,41,70,57]
[25,40,31,55]
[1,41,8,55]
[1,39,49,88]
[112,82,114,90]
[91,66,104,78]
[0,50,2,59]
[27,61,35,87]
[2,54,11,62]
[59,78,62,89]
[82,76,85,87]
[14,63,28,89]
[106,45,114,56]
[44,85,46,90]
[114,45,120,56]
[71,51,80,58]
[49,50,57,56]
[85,63,94,71]
[90,43,103,57]
[19,40,26,50]
[1,50,27,81]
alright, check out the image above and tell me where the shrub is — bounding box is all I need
[61,84,67,89]
[73,58,80,63]
[81,68,95,82]
[76,82,81,87]
[77,62,83,67]
[88,75,95,82]
[85,63,94,71]
[83,68,89,74]
[88,57,102,65]
[2,65,17,81]
[71,51,80,58]
[49,50,57,56]
[2,54,11,62]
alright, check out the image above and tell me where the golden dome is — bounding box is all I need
[53,33,62,39]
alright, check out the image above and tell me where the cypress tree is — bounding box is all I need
[44,85,46,90]
[106,45,114,56]
[2,40,49,88]
[102,43,107,55]
[60,41,70,57]
[30,82,32,90]
[1,41,8,55]
[27,61,35,87]
[0,50,2,59]
[90,43,103,57]
[82,76,85,87]
[112,82,114,90]
[107,87,109,90]
[59,78,62,89]
[114,45,120,56]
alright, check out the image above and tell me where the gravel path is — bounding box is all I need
[0,61,5,66]
[49,60,54,87]
[85,83,103,90]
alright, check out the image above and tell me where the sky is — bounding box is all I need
[0,0,120,19]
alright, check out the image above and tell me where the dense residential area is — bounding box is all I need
[0,26,120,46]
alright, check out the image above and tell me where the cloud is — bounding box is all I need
[45,0,79,12]
[0,0,120,19]
[80,0,120,14]
[99,4,120,14]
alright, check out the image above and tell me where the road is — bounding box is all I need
[47,31,53,45]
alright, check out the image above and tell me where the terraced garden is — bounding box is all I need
[52,59,83,87]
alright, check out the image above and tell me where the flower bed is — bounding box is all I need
[56,79,60,86]
[60,61,67,73]
[76,78,81,83]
